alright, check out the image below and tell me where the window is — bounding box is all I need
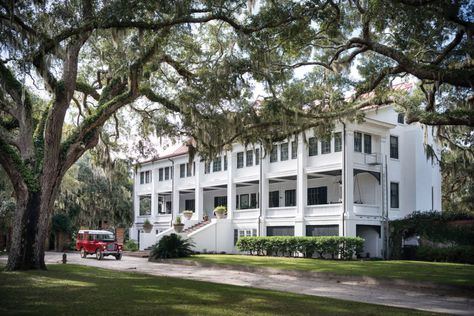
[267,226,294,236]
[306,225,339,236]
[390,182,399,208]
[185,199,195,211]
[269,190,279,208]
[234,228,257,245]
[139,170,151,184]
[166,201,172,213]
[204,161,211,174]
[214,196,227,208]
[308,137,318,156]
[246,150,253,166]
[213,157,222,172]
[285,189,296,207]
[186,162,192,176]
[291,141,297,159]
[321,138,331,154]
[239,194,249,209]
[250,193,258,208]
[224,155,227,170]
[180,164,186,178]
[158,168,164,181]
[158,196,165,214]
[334,132,342,152]
[270,146,278,162]
[307,187,328,205]
[237,152,244,168]
[390,135,399,159]
[354,132,362,152]
[363,134,372,154]
[397,113,404,124]
[164,167,170,180]
[139,195,151,216]
[280,142,289,161]
[255,148,260,165]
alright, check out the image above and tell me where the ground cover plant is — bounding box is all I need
[0,264,439,316]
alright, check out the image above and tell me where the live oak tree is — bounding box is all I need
[0,0,298,270]
[1,0,473,271]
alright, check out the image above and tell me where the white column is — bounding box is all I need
[195,159,204,221]
[227,151,235,219]
[172,164,180,219]
[260,147,269,236]
[343,130,355,236]
[295,135,306,236]
[151,168,158,218]
[379,136,388,209]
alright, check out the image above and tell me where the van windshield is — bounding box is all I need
[95,234,115,241]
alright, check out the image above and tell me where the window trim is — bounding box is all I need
[390,135,399,159]
[280,142,289,161]
[237,152,244,169]
[308,137,318,156]
[270,145,278,163]
[354,132,362,153]
[334,132,342,152]
[390,182,400,209]
[246,150,254,167]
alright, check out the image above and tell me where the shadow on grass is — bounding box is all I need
[0,264,438,316]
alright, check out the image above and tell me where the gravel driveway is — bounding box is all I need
[1,252,473,315]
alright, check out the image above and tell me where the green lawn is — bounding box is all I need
[0,264,439,316]
[185,254,474,287]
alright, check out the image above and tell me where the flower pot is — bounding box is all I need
[215,211,225,219]
[143,224,153,233]
[173,223,184,233]
[183,212,193,220]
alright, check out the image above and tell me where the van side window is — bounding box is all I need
[78,233,83,240]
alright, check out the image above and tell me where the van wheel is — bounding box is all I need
[115,254,122,260]
[80,248,87,258]
[96,249,104,260]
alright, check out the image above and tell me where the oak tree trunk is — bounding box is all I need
[5,190,48,270]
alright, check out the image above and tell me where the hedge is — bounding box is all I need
[415,246,474,264]
[236,236,364,260]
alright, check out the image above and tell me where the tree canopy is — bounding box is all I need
[0,0,472,270]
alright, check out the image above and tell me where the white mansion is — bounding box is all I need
[130,105,442,257]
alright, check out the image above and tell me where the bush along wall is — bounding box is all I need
[236,236,364,260]
[390,210,474,263]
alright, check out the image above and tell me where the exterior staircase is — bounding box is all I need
[183,220,211,234]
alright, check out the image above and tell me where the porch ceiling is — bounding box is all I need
[203,184,227,191]
[308,169,342,178]
[269,175,297,183]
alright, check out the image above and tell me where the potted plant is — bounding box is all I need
[213,205,227,219]
[183,210,194,220]
[143,219,153,233]
[173,216,185,233]
[203,212,209,221]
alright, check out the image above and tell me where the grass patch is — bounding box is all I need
[185,255,474,287]
[0,264,439,315]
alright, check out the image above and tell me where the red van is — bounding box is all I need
[76,230,123,260]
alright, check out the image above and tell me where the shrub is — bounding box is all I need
[415,246,474,264]
[124,239,139,252]
[149,233,194,259]
[236,236,364,260]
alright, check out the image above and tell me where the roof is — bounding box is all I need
[78,230,114,234]
[139,144,190,166]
